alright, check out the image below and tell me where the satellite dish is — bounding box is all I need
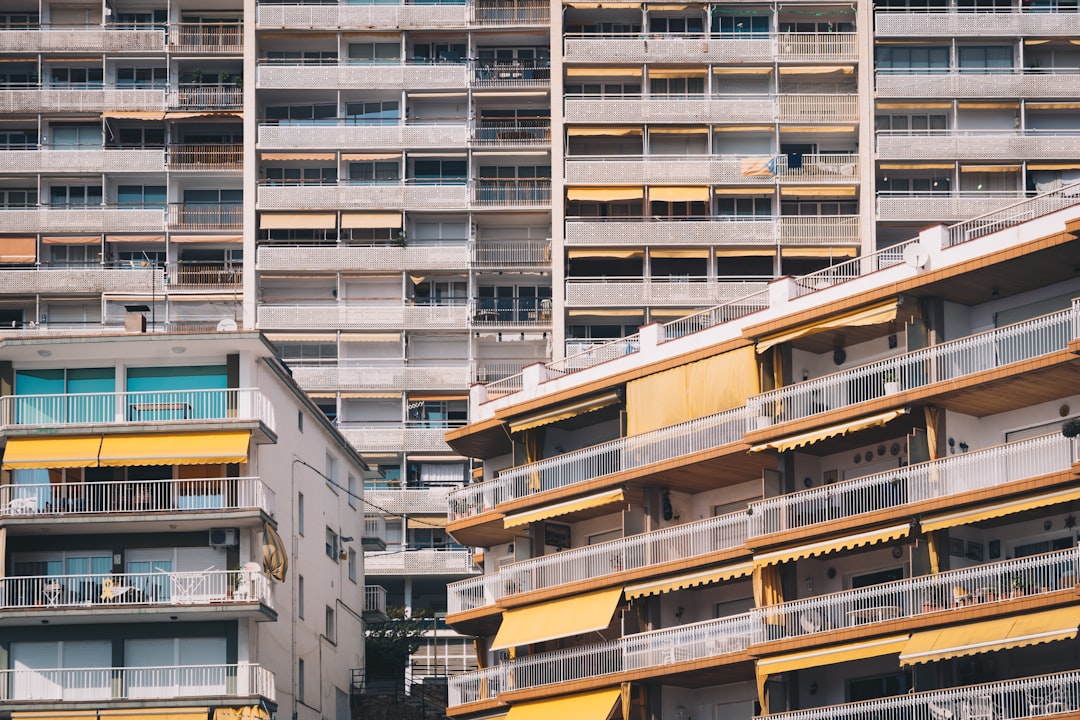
[216,318,238,332]
[903,242,930,269]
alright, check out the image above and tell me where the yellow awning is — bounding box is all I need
[340,212,403,229]
[0,236,37,264]
[567,126,643,136]
[212,707,269,720]
[754,523,911,567]
[756,298,900,353]
[712,67,773,75]
[41,235,101,245]
[648,67,708,79]
[568,249,644,259]
[920,486,1080,534]
[960,165,1021,173]
[259,213,337,230]
[899,607,1080,666]
[749,410,906,454]
[650,248,707,258]
[567,186,644,201]
[507,688,622,720]
[508,391,622,434]
[566,66,643,77]
[957,102,1019,109]
[778,65,854,75]
[649,185,710,202]
[97,431,250,467]
[1028,163,1080,170]
[649,126,708,135]
[758,634,909,677]
[625,561,754,599]
[101,111,167,120]
[2,436,103,470]
[879,163,954,170]
[503,488,625,529]
[263,521,288,582]
[408,515,449,529]
[492,587,623,650]
[779,185,858,197]
[14,713,99,720]
[780,246,858,258]
[779,126,857,133]
[100,709,210,720]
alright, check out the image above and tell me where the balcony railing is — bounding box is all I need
[769,670,1080,720]
[875,70,1080,98]
[168,203,242,231]
[448,405,751,521]
[471,0,549,25]
[0,27,164,52]
[876,130,1080,160]
[472,179,551,208]
[339,423,457,452]
[563,32,856,63]
[472,239,551,266]
[471,297,552,326]
[364,548,479,575]
[257,244,468,272]
[170,263,242,291]
[0,88,165,113]
[660,287,772,341]
[448,509,749,613]
[256,63,468,90]
[256,182,469,210]
[756,546,1080,642]
[364,585,388,615]
[0,476,275,518]
[168,85,242,110]
[0,206,164,233]
[449,613,758,706]
[256,3,468,30]
[947,181,1080,246]
[750,434,1075,538]
[564,153,859,185]
[168,144,243,170]
[876,8,1080,36]
[565,277,769,307]
[0,267,163,295]
[472,120,550,146]
[0,663,274,702]
[0,388,274,430]
[471,60,550,88]
[365,487,453,515]
[168,23,243,53]
[258,121,467,150]
[257,303,468,330]
[0,569,273,610]
[564,216,859,247]
[0,148,164,173]
[291,364,471,392]
[747,306,1076,427]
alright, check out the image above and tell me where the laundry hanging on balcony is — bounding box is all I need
[262,521,289,582]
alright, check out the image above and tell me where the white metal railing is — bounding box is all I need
[0,388,274,431]
[755,546,1080,642]
[471,239,551,266]
[0,569,273,610]
[749,434,1074,537]
[662,287,771,342]
[766,670,1080,720]
[448,613,759,706]
[448,405,750,521]
[0,477,274,517]
[747,306,1075,427]
[946,181,1080,247]
[0,662,274,702]
[447,510,749,613]
[364,548,478,575]
[364,585,388,615]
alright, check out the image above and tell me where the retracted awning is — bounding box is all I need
[213,707,269,720]
[756,299,900,353]
[758,634,910,677]
[899,607,1080,666]
[2,436,104,470]
[507,688,622,720]
[491,586,623,650]
[503,488,625,529]
[507,391,622,434]
[625,561,754,599]
[259,213,337,230]
[567,186,644,202]
[749,410,906,454]
[754,523,911,567]
[97,431,250,466]
[13,713,99,720]
[99,709,210,720]
[920,486,1080,533]
[340,212,403,229]
[408,515,448,529]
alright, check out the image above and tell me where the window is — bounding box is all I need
[348,474,357,508]
[49,243,101,267]
[297,658,305,703]
[0,189,37,208]
[50,185,102,207]
[477,284,552,321]
[958,46,1013,74]
[875,114,948,133]
[49,67,103,86]
[326,453,338,488]
[265,103,337,123]
[717,197,772,217]
[116,67,168,88]
[412,43,466,63]
[0,13,39,28]
[649,76,706,94]
[349,161,399,184]
[264,50,337,64]
[781,200,859,215]
[117,185,167,209]
[325,605,336,642]
[298,492,305,535]
[113,126,165,148]
[49,124,101,149]
[298,410,304,432]
[348,42,400,64]
[264,166,337,185]
[564,82,641,96]
[326,527,339,560]
[298,575,305,618]
[0,129,36,149]
[413,279,467,306]
[412,159,467,183]
[848,671,911,702]
[279,341,338,365]
[713,14,769,34]
[348,548,357,582]
[875,46,949,72]
[407,399,468,427]
[345,100,399,125]
[648,15,704,34]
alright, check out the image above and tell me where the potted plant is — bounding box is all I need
[1010,575,1025,598]
[883,369,900,395]
[392,231,407,247]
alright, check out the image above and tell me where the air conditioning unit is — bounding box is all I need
[209,528,238,547]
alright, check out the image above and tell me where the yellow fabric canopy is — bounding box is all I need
[758,634,909,681]
[567,187,644,202]
[780,247,858,258]
[756,299,900,353]
[0,236,37,263]
[920,486,1080,534]
[750,410,906,454]
[648,186,710,202]
[2,436,103,470]
[626,346,758,435]
[508,391,622,434]
[212,707,269,720]
[567,126,643,136]
[568,249,644,259]
[624,561,753,599]
[492,587,623,650]
[503,488,625,529]
[649,126,708,135]
[754,523,911,567]
[900,607,1080,666]
[566,66,643,77]
[97,431,250,467]
[101,710,210,720]
[648,67,708,79]
[779,185,858,197]
[507,688,622,720]
[340,212,403,229]
[408,515,449,529]
[13,713,99,720]
[259,213,337,230]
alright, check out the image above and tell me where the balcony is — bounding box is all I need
[0,568,274,614]
[750,434,1076,539]
[0,267,163,295]
[0,476,275,521]
[877,192,1027,221]
[876,131,1080,160]
[290,364,471,392]
[258,244,468,272]
[364,548,479,576]
[0,207,163,234]
[471,179,551,209]
[167,203,242,231]
[168,85,242,110]
[0,88,164,113]
[0,27,164,52]
[472,298,552,327]
[257,182,468,211]
[338,423,458,452]
[471,60,550,88]
[471,120,550,146]
[564,153,859,185]
[256,3,467,29]
[778,94,860,123]
[256,63,469,90]
[565,216,860,247]
[258,121,468,150]
[365,487,454,515]
[563,32,856,63]
[0,662,274,703]
[256,303,469,330]
[0,388,275,430]
[471,0,549,25]
[168,23,243,54]
[565,278,769,307]
[168,144,243,171]
[169,263,242,292]
[472,239,551,267]
[747,304,1078,429]
[875,9,1080,36]
[449,612,758,706]
[875,70,1080,98]
[769,670,1080,720]
[364,585,388,618]
[566,95,773,124]
[0,148,163,174]
[448,509,750,614]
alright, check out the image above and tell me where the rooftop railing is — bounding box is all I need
[946,181,1080,247]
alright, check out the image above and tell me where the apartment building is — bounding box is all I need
[0,332,368,720]
[440,196,1080,719]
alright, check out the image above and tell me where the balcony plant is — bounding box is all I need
[1010,574,1025,598]
[883,369,900,395]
